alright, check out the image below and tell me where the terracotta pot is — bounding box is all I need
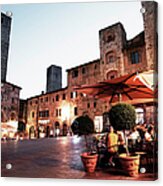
[81,152,98,173]
[119,153,140,177]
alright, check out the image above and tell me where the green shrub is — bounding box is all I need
[71,115,95,152]
[71,115,94,136]
[109,103,136,131]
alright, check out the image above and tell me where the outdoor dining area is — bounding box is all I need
[73,70,158,177]
[93,122,158,172]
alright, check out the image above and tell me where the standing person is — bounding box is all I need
[106,126,118,167]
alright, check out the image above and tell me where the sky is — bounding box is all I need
[1,1,144,99]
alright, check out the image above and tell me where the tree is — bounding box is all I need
[71,115,95,152]
[109,103,136,155]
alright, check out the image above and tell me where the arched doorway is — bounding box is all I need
[29,126,35,139]
[46,126,50,137]
[55,122,60,137]
[62,123,68,136]
[18,121,26,132]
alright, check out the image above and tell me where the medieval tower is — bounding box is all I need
[46,65,62,93]
[142,1,158,71]
[99,22,127,81]
[1,12,12,82]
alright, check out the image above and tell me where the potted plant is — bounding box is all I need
[71,114,98,173]
[109,103,140,177]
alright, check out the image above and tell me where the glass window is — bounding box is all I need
[72,69,78,78]
[62,93,66,100]
[87,103,90,108]
[59,109,62,116]
[56,95,59,101]
[74,107,78,116]
[131,52,139,64]
[45,97,48,102]
[82,67,86,74]
[56,109,58,117]
[32,112,35,118]
[12,98,14,104]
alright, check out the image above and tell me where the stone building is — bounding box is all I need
[46,65,62,93]
[26,2,157,137]
[1,82,21,137]
[1,12,22,138]
[1,12,12,82]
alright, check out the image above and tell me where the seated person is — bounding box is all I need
[106,126,118,167]
[144,126,155,142]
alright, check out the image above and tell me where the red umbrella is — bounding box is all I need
[74,71,157,104]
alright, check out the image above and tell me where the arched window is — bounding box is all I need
[10,112,16,121]
[106,51,116,64]
[106,70,118,80]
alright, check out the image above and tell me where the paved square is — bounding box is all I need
[1,137,156,180]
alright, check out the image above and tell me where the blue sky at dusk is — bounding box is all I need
[2,1,143,99]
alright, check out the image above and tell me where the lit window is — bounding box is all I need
[70,92,77,99]
[59,109,62,116]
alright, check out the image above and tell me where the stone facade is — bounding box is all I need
[99,22,126,80]
[46,65,62,93]
[142,1,158,71]
[26,2,157,137]
[1,82,21,127]
[1,12,12,82]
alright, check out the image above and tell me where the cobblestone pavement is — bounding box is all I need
[1,137,157,180]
